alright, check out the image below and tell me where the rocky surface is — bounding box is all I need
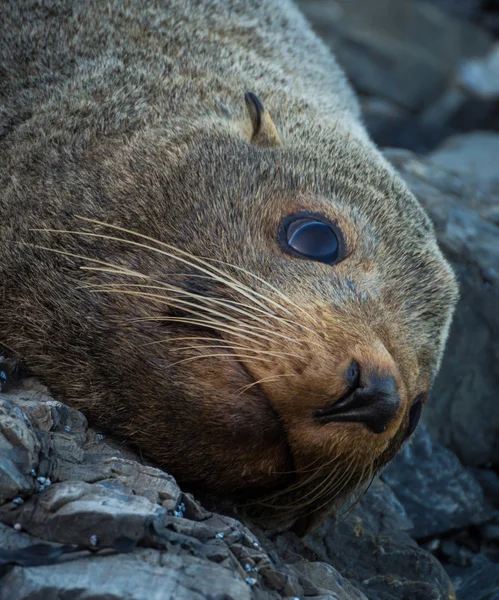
[298,0,499,152]
[385,145,499,469]
[0,367,497,599]
[297,0,492,111]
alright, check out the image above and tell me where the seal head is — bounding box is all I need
[1,92,457,531]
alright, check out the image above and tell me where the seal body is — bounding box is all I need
[0,0,457,529]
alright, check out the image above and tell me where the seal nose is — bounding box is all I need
[314,361,400,434]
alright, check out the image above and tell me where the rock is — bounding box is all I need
[296,0,492,110]
[269,479,454,600]
[382,424,491,539]
[459,43,499,100]
[0,381,455,600]
[446,555,499,600]
[470,468,499,508]
[292,561,368,599]
[359,96,450,153]
[414,0,481,20]
[1,550,255,600]
[429,132,499,182]
[385,147,499,468]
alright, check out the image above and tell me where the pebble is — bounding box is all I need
[424,538,441,553]
[13,523,22,531]
[64,425,72,432]
[173,502,186,518]
[30,469,36,477]
[215,532,225,539]
[89,534,99,547]
[245,577,257,586]
[12,497,24,506]
[96,433,105,441]
[37,476,52,493]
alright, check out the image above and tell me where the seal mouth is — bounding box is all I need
[235,355,296,475]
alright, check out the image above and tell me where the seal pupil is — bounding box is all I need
[287,219,339,264]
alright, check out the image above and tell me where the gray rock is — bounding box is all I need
[459,43,499,100]
[266,479,454,600]
[297,0,492,110]
[296,479,455,600]
[1,550,254,600]
[359,96,444,152]
[382,424,491,539]
[385,147,499,468]
[470,468,499,508]
[0,399,39,504]
[430,131,499,182]
[414,0,481,20]
[446,555,499,600]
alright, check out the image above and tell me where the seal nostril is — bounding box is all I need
[405,395,423,440]
[345,360,360,389]
[314,372,400,434]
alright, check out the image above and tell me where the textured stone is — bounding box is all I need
[0,550,254,600]
[269,479,454,600]
[459,43,499,100]
[297,0,492,110]
[382,425,491,539]
[0,382,456,600]
[430,132,499,182]
[446,555,499,600]
[385,147,499,468]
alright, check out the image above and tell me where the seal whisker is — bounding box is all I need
[256,443,361,513]
[88,288,307,347]
[274,449,358,511]
[82,279,278,321]
[249,456,341,508]
[26,244,153,278]
[82,274,315,335]
[130,316,284,347]
[166,352,275,369]
[206,260,319,326]
[138,335,267,349]
[327,467,377,531]
[316,455,362,507]
[235,373,299,395]
[35,225,296,321]
[74,217,307,322]
[31,235,321,346]
[272,453,363,521]
[85,281,312,338]
[174,345,303,361]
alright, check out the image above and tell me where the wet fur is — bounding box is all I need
[0,0,458,529]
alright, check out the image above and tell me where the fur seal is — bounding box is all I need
[0,0,458,530]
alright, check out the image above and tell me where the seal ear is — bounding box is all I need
[244,92,281,148]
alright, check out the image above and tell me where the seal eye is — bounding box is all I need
[405,395,423,440]
[280,213,343,264]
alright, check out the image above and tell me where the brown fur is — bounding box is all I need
[0,0,458,529]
